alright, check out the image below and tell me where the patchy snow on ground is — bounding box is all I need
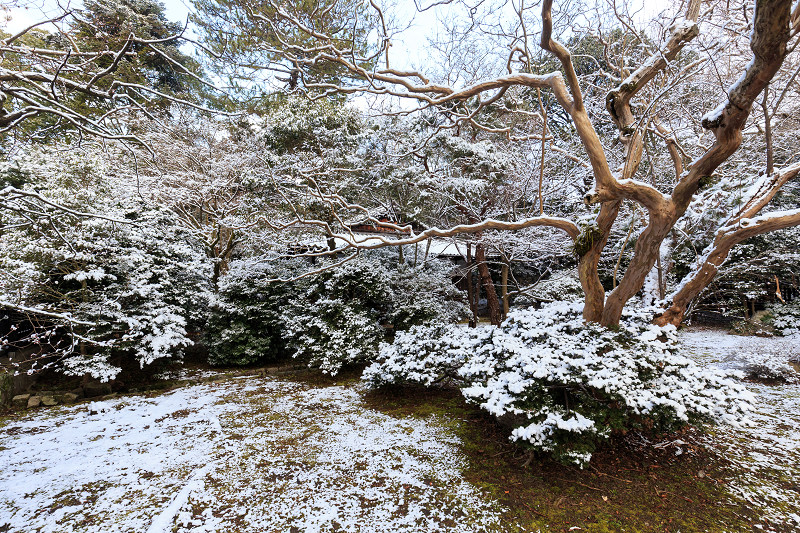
[682,328,800,382]
[2,329,799,532]
[0,378,504,533]
[680,329,800,528]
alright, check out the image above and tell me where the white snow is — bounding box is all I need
[682,328,800,382]
[0,378,503,533]
[680,328,800,528]
[2,329,799,530]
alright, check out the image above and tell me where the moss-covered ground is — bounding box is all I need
[364,383,775,532]
[2,329,799,532]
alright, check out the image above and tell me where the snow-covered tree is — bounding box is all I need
[0,0,220,147]
[206,250,467,374]
[193,0,800,328]
[0,144,212,380]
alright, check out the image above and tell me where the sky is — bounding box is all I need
[2,0,193,34]
[2,0,667,100]
[3,0,665,60]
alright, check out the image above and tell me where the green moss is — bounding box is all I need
[697,174,719,189]
[573,224,605,258]
[363,384,768,532]
[701,112,724,130]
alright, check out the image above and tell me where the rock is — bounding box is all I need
[62,392,79,404]
[40,390,54,397]
[27,396,42,408]
[12,394,30,408]
[83,382,112,398]
[69,388,85,399]
[41,396,58,407]
[88,402,111,415]
[100,393,118,401]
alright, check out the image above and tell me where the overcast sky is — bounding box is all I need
[3,0,667,90]
[3,0,192,33]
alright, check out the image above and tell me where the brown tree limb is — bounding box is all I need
[673,0,792,208]
[606,19,699,134]
[603,0,794,327]
[657,209,800,326]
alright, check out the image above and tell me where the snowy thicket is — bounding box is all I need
[770,300,800,337]
[0,146,212,380]
[206,251,468,373]
[364,302,753,466]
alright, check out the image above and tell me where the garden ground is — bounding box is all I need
[0,328,798,532]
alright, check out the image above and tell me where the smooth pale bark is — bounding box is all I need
[578,201,621,322]
[657,210,800,326]
[601,0,793,327]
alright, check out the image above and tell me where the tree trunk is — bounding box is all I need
[604,0,793,328]
[601,214,672,326]
[466,243,477,327]
[473,263,481,324]
[578,201,621,323]
[501,260,510,319]
[475,243,502,326]
[212,228,236,288]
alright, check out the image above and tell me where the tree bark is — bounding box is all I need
[466,243,477,327]
[656,210,800,326]
[501,260,510,319]
[578,201,621,322]
[604,0,793,327]
[475,243,502,326]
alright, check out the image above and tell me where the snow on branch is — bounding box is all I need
[0,299,96,327]
[0,186,135,226]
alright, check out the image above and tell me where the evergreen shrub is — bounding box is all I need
[206,252,468,373]
[364,302,753,466]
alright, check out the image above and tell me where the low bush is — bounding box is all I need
[206,252,468,373]
[770,300,800,337]
[364,302,753,466]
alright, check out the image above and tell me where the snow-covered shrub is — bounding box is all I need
[204,260,295,366]
[364,302,753,466]
[281,258,392,374]
[513,268,583,307]
[0,147,212,380]
[770,300,800,337]
[206,252,468,373]
[2,208,211,380]
[386,259,468,329]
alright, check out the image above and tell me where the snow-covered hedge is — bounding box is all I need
[770,300,800,337]
[206,252,468,374]
[204,260,294,367]
[364,302,753,466]
[0,149,212,381]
